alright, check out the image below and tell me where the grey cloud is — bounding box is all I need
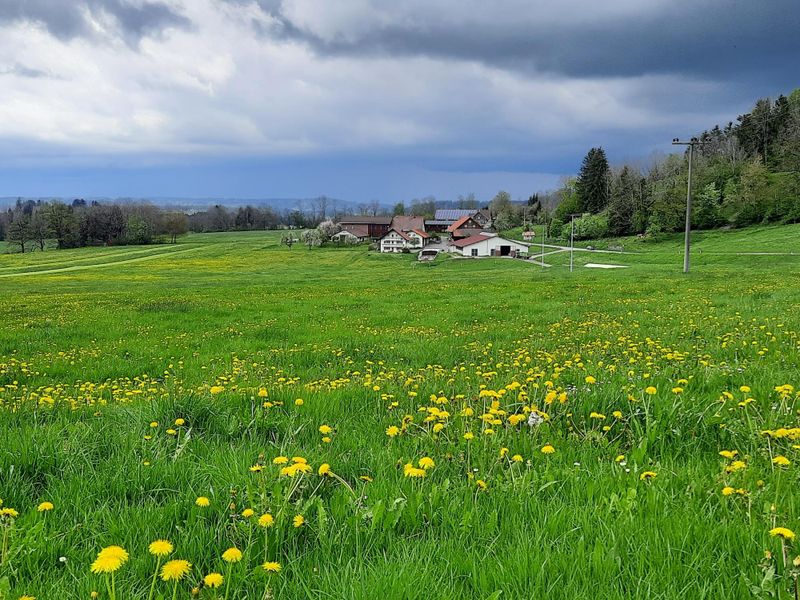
[0,0,191,44]
[0,63,52,78]
[237,0,799,84]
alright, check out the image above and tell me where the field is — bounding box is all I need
[1,227,800,599]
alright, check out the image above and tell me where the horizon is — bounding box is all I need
[1,1,798,201]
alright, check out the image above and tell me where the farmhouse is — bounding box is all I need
[425,208,491,232]
[337,216,391,240]
[446,215,484,239]
[451,233,528,257]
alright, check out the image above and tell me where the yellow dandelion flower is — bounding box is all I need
[174,418,185,426]
[640,471,657,481]
[645,386,657,396]
[722,486,735,496]
[418,457,435,470]
[719,450,738,460]
[258,513,274,528]
[241,508,255,518]
[319,425,332,435]
[540,444,555,454]
[160,559,191,581]
[262,561,281,573]
[272,456,289,465]
[511,454,523,463]
[90,546,129,574]
[463,432,474,440]
[585,376,596,384]
[195,496,210,507]
[210,386,224,395]
[769,527,796,541]
[318,463,331,476]
[386,425,400,437]
[773,455,791,467]
[221,547,243,563]
[148,540,173,557]
[294,398,304,406]
[476,479,488,491]
[293,514,305,528]
[203,573,223,588]
[37,502,54,512]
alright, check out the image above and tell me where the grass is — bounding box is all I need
[1,227,799,599]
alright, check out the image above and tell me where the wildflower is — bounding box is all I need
[319,424,332,435]
[318,463,331,476]
[174,418,185,426]
[386,426,400,437]
[671,387,683,394]
[249,465,263,473]
[150,422,158,428]
[639,471,657,481]
[722,486,735,496]
[161,559,191,581]
[612,411,623,419]
[773,455,791,467]
[432,423,445,433]
[645,386,657,395]
[19,595,35,600]
[294,398,304,406]
[195,496,210,507]
[166,429,177,436]
[293,514,305,528]
[615,454,625,463]
[148,540,173,557]
[258,388,268,397]
[272,456,289,465]
[37,502,54,512]
[725,460,747,473]
[222,547,243,563]
[585,376,596,384]
[91,546,129,574]
[511,454,523,463]
[258,513,274,528]
[204,573,223,588]
[719,450,738,459]
[262,561,281,573]
[540,444,555,454]
[322,436,332,443]
[476,479,488,491]
[769,527,796,541]
[403,463,426,478]
[210,386,224,395]
[589,412,606,420]
[419,457,435,470]
[740,385,751,393]
[463,432,474,440]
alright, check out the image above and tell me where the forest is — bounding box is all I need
[547,88,800,239]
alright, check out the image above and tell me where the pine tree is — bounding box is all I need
[576,147,610,213]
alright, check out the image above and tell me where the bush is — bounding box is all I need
[560,213,609,240]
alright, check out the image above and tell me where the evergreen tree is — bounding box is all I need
[576,147,610,213]
[607,166,636,236]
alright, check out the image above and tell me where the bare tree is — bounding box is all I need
[7,216,31,253]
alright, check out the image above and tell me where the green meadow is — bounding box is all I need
[1,227,800,599]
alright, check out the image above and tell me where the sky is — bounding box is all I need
[0,0,797,204]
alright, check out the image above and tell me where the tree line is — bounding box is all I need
[548,88,800,239]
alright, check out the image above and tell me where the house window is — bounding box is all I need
[471,248,479,257]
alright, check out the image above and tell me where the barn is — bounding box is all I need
[451,234,528,257]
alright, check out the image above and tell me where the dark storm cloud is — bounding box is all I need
[0,0,190,43]
[240,0,799,83]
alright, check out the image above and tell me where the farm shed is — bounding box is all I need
[451,234,528,257]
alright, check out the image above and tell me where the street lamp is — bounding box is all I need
[672,137,704,273]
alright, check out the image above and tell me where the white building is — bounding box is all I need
[378,228,427,253]
[451,234,528,257]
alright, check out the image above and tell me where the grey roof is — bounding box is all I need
[434,209,476,221]
[336,215,392,224]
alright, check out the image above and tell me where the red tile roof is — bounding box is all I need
[446,215,471,232]
[410,229,429,238]
[451,234,491,248]
[379,228,412,242]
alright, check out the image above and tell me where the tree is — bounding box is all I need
[693,183,723,229]
[44,202,77,248]
[7,216,31,253]
[393,202,406,216]
[316,219,341,242]
[163,212,188,243]
[607,166,637,236]
[576,147,610,213]
[29,211,48,251]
